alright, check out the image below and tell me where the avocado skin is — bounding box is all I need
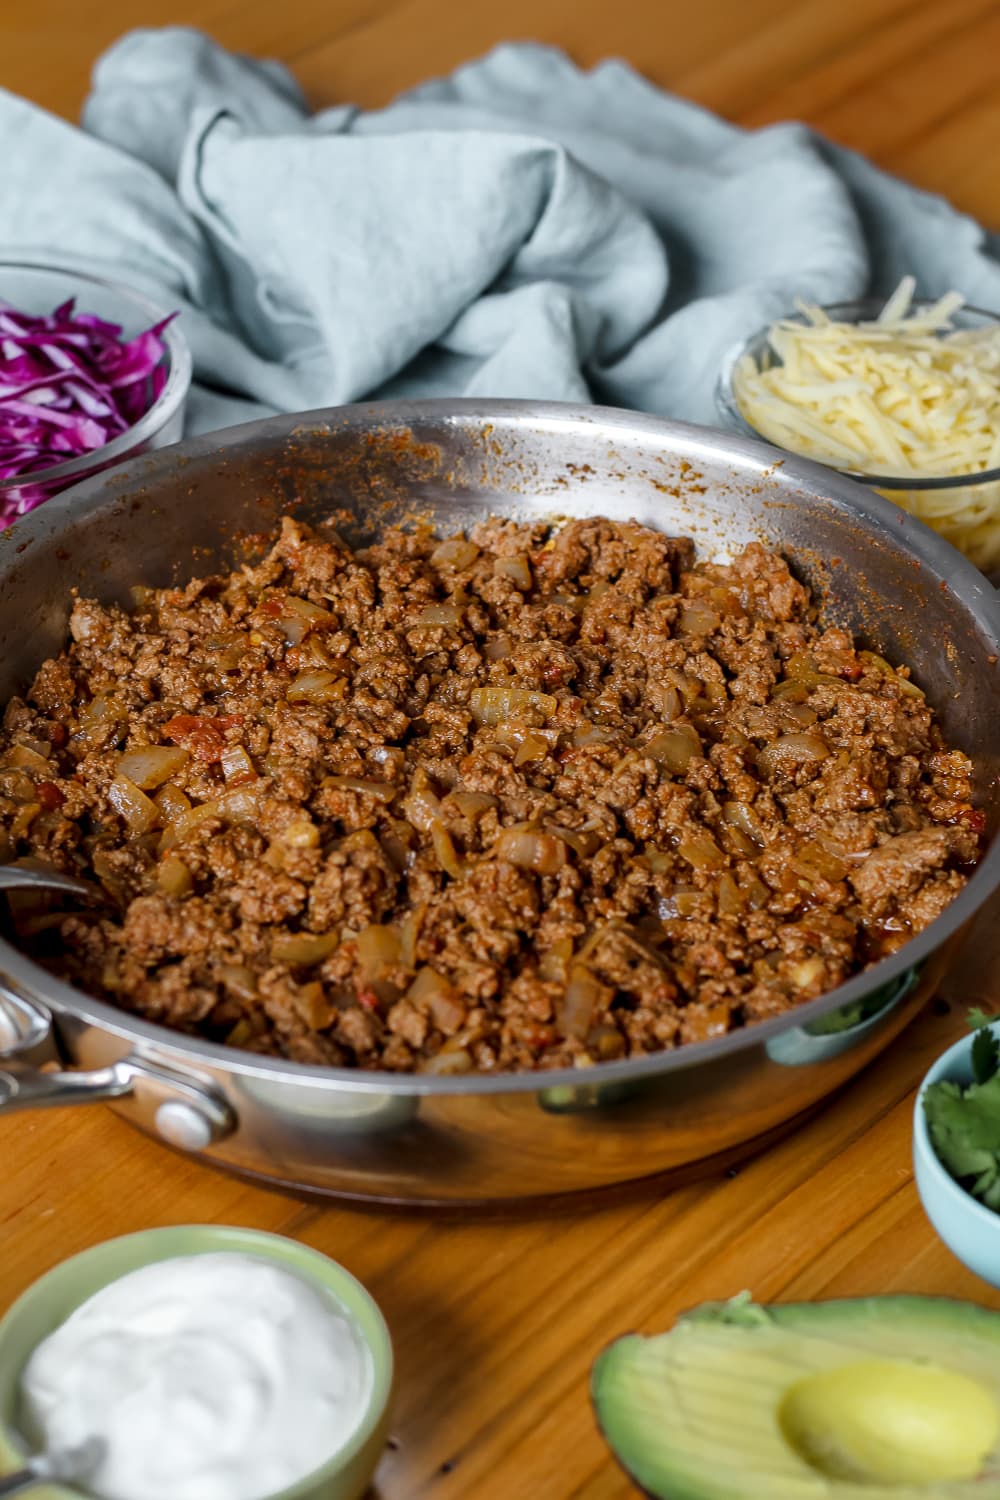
[590,1295,1000,1500]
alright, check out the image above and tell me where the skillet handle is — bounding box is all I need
[0,1058,134,1112]
[0,980,235,1147]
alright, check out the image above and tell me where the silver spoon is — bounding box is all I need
[0,1437,105,1496]
[0,864,102,902]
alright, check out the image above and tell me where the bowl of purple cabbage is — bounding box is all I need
[0,262,189,528]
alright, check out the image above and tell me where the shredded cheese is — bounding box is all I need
[731,277,1000,570]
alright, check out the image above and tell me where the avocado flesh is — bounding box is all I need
[591,1297,1000,1500]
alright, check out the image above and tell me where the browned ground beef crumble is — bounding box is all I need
[0,515,981,1074]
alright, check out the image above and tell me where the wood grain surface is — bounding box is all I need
[4,3,1000,1495]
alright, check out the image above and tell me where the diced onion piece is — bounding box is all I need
[746,878,770,910]
[722,800,766,846]
[723,825,758,858]
[557,965,607,1042]
[678,835,725,871]
[118,745,190,790]
[0,770,36,804]
[717,874,745,915]
[470,687,556,725]
[757,733,830,777]
[326,775,396,804]
[771,681,810,703]
[154,783,192,825]
[443,790,498,819]
[484,636,513,664]
[539,938,574,984]
[645,725,702,773]
[514,732,549,766]
[494,825,566,874]
[10,803,40,840]
[279,818,320,849]
[294,980,337,1030]
[157,855,193,898]
[108,773,159,834]
[788,956,826,989]
[431,819,465,878]
[791,840,848,882]
[162,785,261,847]
[357,923,402,976]
[572,722,614,748]
[3,743,51,773]
[408,966,466,1034]
[415,604,462,627]
[215,785,261,826]
[399,903,426,969]
[420,1046,473,1076]
[647,682,683,722]
[218,964,259,1002]
[493,554,533,590]
[73,692,125,751]
[784,652,841,688]
[219,746,257,786]
[280,596,336,645]
[544,823,600,858]
[431,537,480,570]
[403,767,442,833]
[858,650,925,698]
[272,930,340,965]
[675,888,702,917]
[287,669,346,704]
[678,602,720,636]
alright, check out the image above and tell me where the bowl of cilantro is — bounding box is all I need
[914,1011,1000,1285]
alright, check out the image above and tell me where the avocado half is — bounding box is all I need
[591,1295,1000,1499]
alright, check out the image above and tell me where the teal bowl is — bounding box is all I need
[0,1226,394,1500]
[914,1024,1000,1287]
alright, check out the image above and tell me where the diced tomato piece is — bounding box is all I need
[162,714,242,764]
[260,598,284,618]
[542,662,566,687]
[36,781,64,811]
[960,807,987,834]
[522,1024,557,1049]
[357,987,380,1011]
[43,722,68,747]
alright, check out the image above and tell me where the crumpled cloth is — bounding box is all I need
[1,27,998,435]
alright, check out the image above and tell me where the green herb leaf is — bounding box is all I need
[924,1074,1000,1211]
[972,1026,1000,1085]
[968,1008,1000,1033]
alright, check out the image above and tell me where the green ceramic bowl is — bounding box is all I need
[0,1225,394,1500]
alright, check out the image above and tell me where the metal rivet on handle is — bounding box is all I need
[154,1099,216,1152]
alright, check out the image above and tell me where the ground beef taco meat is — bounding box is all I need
[0,515,981,1074]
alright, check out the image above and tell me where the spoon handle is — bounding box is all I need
[0,1467,41,1497]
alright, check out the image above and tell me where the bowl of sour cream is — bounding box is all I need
[0,1225,394,1500]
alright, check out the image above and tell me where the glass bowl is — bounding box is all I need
[0,261,191,525]
[716,298,1000,574]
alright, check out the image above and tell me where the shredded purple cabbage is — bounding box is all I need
[0,298,175,526]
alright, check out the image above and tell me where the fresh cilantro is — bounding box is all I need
[968,1007,1000,1034]
[924,1054,1000,1212]
[972,1026,1000,1086]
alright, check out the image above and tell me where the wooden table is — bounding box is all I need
[5,3,1000,1495]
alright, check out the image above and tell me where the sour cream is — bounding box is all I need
[21,1252,373,1500]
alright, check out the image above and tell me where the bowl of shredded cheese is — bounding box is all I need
[717,278,1000,573]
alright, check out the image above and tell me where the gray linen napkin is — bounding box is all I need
[2,27,999,435]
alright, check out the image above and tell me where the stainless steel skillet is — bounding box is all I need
[0,400,997,1205]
